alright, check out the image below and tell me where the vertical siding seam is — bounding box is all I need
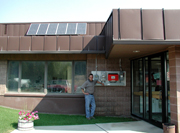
[82,36,84,50]
[69,36,71,51]
[140,8,143,40]
[162,8,166,40]
[118,8,121,39]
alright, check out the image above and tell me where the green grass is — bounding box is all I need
[0,106,136,133]
[0,106,19,133]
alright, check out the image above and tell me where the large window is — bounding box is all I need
[7,61,86,94]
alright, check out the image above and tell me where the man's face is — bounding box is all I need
[89,75,93,81]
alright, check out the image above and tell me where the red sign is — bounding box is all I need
[108,73,119,81]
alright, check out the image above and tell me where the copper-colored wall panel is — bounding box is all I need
[95,23,102,35]
[19,25,25,36]
[142,9,164,40]
[89,23,95,35]
[14,25,20,36]
[32,36,44,51]
[101,23,105,30]
[57,36,69,51]
[20,36,31,51]
[164,10,180,40]
[113,9,119,39]
[83,36,96,50]
[8,36,20,51]
[97,36,105,50]
[19,24,30,36]
[0,36,8,51]
[0,25,2,36]
[7,25,14,36]
[86,23,89,35]
[70,36,82,50]
[44,36,56,51]
[120,9,141,40]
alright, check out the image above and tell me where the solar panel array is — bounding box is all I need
[26,23,87,35]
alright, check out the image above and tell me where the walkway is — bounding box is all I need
[11,120,163,133]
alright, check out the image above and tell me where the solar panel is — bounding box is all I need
[66,23,76,34]
[26,23,87,35]
[37,24,48,35]
[46,23,58,35]
[57,23,67,34]
[76,23,87,34]
[26,24,39,35]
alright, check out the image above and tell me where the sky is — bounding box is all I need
[0,0,179,23]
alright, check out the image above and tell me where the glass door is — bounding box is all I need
[149,55,162,122]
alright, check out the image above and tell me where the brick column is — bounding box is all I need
[169,46,180,133]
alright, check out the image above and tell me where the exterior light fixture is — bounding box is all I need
[133,50,140,53]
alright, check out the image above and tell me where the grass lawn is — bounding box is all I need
[0,106,136,133]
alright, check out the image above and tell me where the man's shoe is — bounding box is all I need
[86,117,91,120]
[90,116,95,119]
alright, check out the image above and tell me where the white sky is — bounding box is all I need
[0,0,179,23]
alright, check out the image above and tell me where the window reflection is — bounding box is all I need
[47,62,72,93]
[7,61,19,92]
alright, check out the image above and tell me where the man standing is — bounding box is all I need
[81,73,104,120]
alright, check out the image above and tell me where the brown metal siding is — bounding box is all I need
[0,23,105,36]
[120,9,141,40]
[97,36,105,50]
[89,23,96,35]
[57,36,69,51]
[0,25,3,36]
[164,10,180,40]
[20,37,31,51]
[8,36,20,51]
[14,25,20,36]
[142,9,164,40]
[0,36,8,51]
[70,36,83,50]
[7,25,14,36]
[83,36,94,50]
[44,36,56,51]
[95,23,102,35]
[19,24,30,36]
[113,9,119,39]
[32,36,44,51]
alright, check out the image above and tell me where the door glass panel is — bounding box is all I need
[167,53,170,122]
[132,59,143,117]
[145,57,149,119]
[151,56,162,122]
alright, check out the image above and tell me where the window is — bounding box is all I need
[7,61,86,94]
[21,61,45,92]
[7,61,19,92]
[47,61,72,93]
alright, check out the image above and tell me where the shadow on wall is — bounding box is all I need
[32,94,85,114]
[82,36,105,52]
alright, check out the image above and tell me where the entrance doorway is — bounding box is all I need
[132,52,170,127]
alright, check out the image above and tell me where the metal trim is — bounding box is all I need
[113,40,180,45]
[0,50,106,54]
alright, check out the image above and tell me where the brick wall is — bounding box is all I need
[87,54,131,116]
[169,46,180,133]
[0,61,7,95]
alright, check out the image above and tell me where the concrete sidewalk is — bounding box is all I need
[11,120,163,133]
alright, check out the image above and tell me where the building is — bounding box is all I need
[0,8,180,132]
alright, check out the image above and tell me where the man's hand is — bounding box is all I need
[84,92,89,95]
